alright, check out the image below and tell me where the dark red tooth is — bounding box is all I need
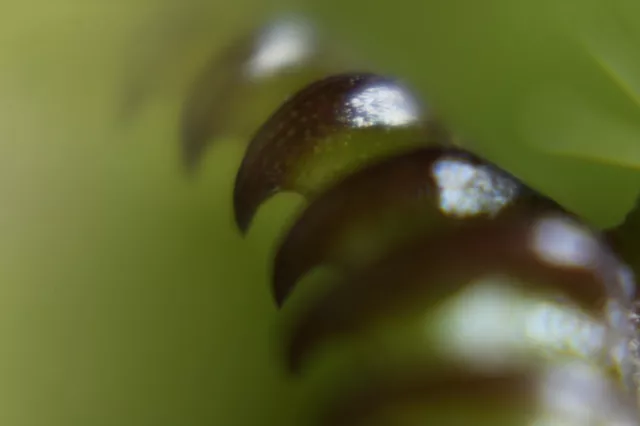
[286,213,623,373]
[271,148,448,307]
[272,146,560,307]
[232,72,436,233]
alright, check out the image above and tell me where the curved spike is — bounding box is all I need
[180,15,322,170]
[272,146,561,307]
[286,213,630,373]
[233,72,444,233]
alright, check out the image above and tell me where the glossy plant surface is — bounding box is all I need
[227,68,640,424]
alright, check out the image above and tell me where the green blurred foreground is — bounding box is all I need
[0,2,304,425]
[3,0,640,425]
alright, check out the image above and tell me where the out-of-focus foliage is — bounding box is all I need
[298,0,640,228]
[3,0,640,426]
[0,1,305,426]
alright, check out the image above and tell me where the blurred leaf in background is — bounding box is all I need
[298,0,640,227]
[0,1,305,425]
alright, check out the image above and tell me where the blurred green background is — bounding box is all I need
[0,2,303,425]
[3,0,640,425]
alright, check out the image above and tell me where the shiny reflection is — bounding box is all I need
[221,47,640,423]
[416,281,639,425]
[432,156,520,217]
[529,215,639,390]
[526,302,606,357]
[179,14,324,171]
[531,217,599,269]
[432,279,610,368]
[271,147,535,307]
[341,83,421,128]
[284,212,629,374]
[233,73,432,233]
[536,362,638,426]
[243,15,316,80]
[605,297,640,394]
[319,360,639,425]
